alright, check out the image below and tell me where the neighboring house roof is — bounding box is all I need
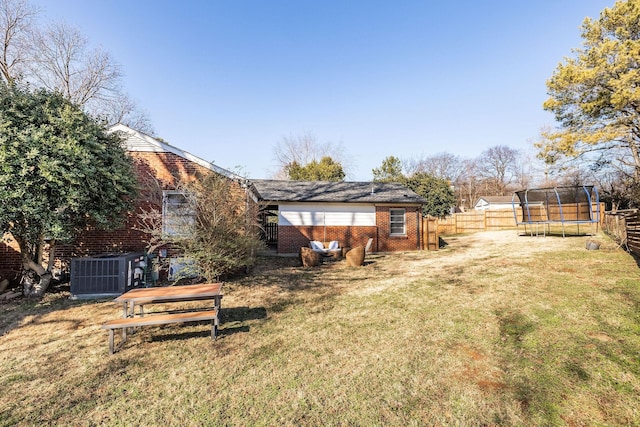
[251,180,426,205]
[474,195,515,210]
[475,196,512,206]
[109,124,243,181]
[475,196,514,205]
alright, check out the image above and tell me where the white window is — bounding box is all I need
[389,208,406,235]
[163,191,195,237]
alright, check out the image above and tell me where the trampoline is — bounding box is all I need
[512,185,601,237]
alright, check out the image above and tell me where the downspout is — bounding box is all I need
[323,210,326,243]
[243,178,257,258]
[417,208,421,250]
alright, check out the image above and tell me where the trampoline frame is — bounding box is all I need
[511,185,600,237]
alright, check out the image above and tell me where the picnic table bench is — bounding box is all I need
[101,283,223,354]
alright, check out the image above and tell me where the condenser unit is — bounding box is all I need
[70,252,145,299]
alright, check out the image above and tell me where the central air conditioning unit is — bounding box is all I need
[70,252,145,299]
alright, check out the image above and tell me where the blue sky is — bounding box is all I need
[31,0,614,181]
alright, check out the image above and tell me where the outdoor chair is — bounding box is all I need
[365,238,374,253]
[309,240,341,255]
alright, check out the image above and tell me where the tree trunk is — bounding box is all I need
[19,243,53,298]
[627,136,640,180]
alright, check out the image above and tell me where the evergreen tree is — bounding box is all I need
[0,85,137,296]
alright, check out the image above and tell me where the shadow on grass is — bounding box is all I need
[0,282,105,337]
[494,309,565,424]
[249,256,301,274]
[228,254,388,320]
[221,306,267,323]
[146,306,268,343]
[150,323,251,342]
[630,251,640,270]
[151,328,217,342]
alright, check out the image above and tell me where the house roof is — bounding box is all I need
[475,195,514,205]
[251,180,426,205]
[109,124,243,181]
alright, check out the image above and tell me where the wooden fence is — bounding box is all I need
[437,210,517,235]
[423,204,609,250]
[438,203,605,235]
[421,216,439,251]
[603,210,640,255]
[628,212,640,254]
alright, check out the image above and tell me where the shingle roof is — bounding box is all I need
[476,196,514,204]
[251,180,425,204]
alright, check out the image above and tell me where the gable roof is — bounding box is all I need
[109,124,243,181]
[475,196,514,205]
[251,180,425,205]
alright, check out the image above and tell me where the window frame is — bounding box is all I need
[389,208,406,236]
[162,191,195,237]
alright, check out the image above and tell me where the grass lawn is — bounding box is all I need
[1,230,639,426]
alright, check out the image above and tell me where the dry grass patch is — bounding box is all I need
[1,231,639,426]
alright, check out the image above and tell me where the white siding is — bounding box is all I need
[279,204,375,226]
[109,124,242,180]
[474,200,490,211]
[474,200,513,211]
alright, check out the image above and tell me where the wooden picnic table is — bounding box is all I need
[114,282,223,318]
[102,283,223,354]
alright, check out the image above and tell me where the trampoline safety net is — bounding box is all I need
[512,185,600,236]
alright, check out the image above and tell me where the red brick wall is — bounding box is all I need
[278,225,378,254]
[0,151,212,284]
[131,152,205,189]
[0,236,22,283]
[277,205,422,254]
[57,151,212,263]
[55,214,149,259]
[375,206,421,252]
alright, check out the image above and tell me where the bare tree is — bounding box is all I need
[455,158,484,210]
[29,21,121,107]
[0,0,152,130]
[0,0,37,84]
[271,133,352,179]
[404,152,464,183]
[100,92,154,134]
[130,160,168,256]
[30,22,153,130]
[477,145,520,195]
[274,133,321,167]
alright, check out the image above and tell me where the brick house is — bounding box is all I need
[0,124,427,285]
[250,179,426,254]
[0,124,243,285]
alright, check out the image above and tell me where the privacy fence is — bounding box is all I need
[437,210,517,235]
[421,210,515,251]
[422,204,611,251]
[438,203,605,235]
[602,209,640,255]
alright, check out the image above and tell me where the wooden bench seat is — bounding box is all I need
[101,309,219,354]
[133,294,223,317]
